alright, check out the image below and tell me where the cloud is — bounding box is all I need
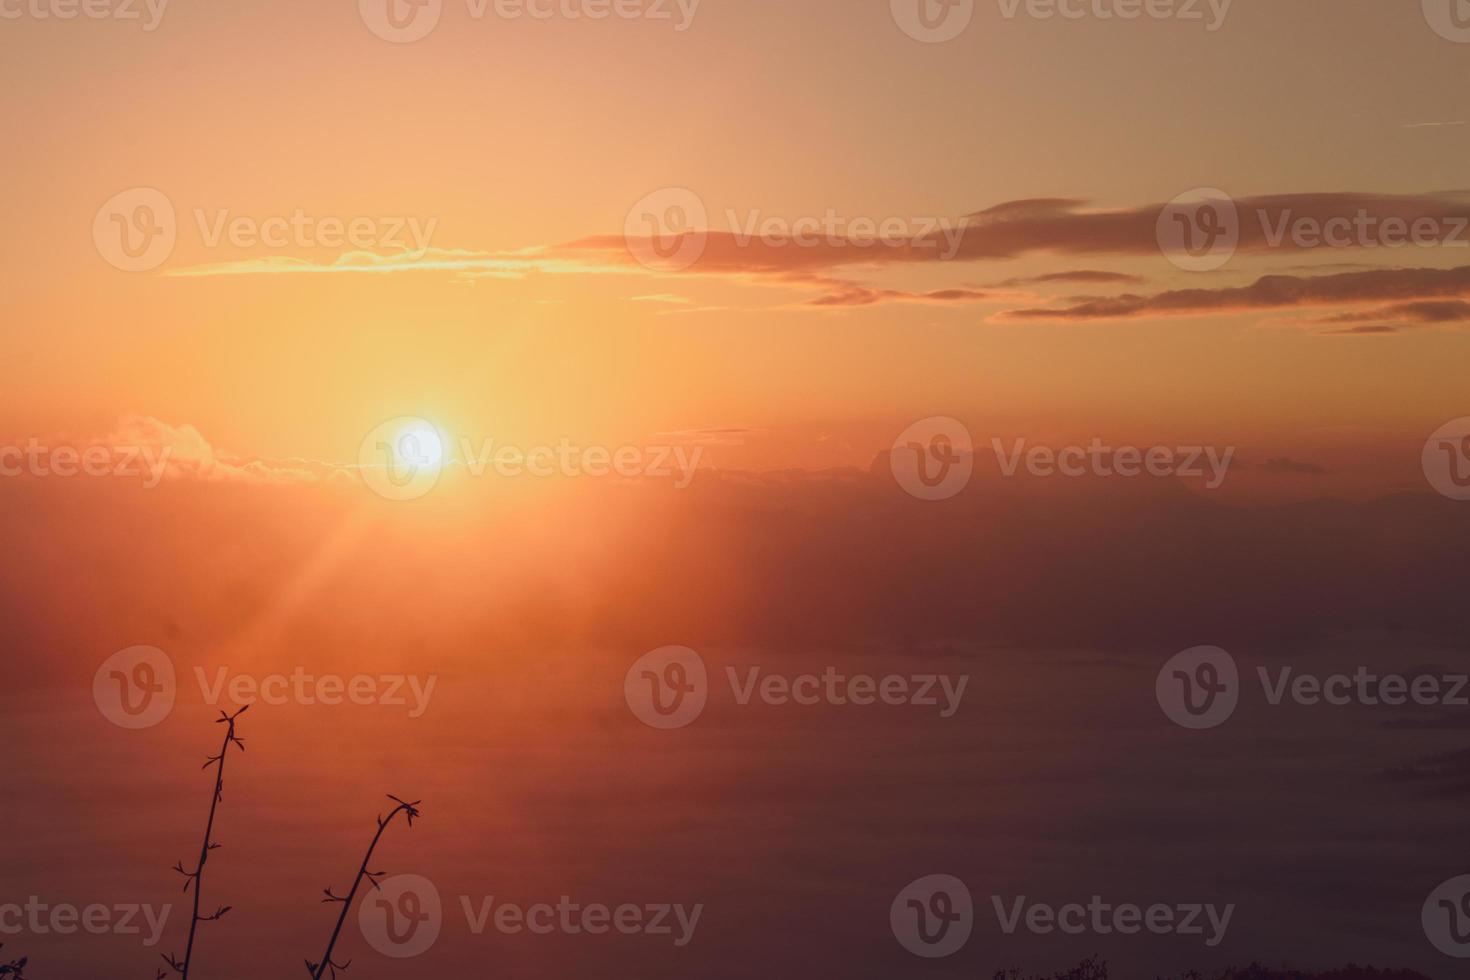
[995,264,1470,329]
[163,247,639,281]
[160,191,1470,321]
[1320,324,1400,335]
[805,283,990,307]
[992,269,1145,288]
[102,416,348,485]
[174,191,1470,284]
[652,427,762,447]
[1305,299,1470,326]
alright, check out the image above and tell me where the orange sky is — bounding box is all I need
[3,0,1469,488]
[8,6,1470,978]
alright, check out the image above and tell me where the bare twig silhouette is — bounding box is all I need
[305,795,422,980]
[160,705,248,980]
[0,943,28,979]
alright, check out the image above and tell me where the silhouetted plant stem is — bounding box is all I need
[0,942,28,979]
[161,705,248,979]
[307,795,421,980]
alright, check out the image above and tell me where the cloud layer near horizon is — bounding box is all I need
[160,191,1470,331]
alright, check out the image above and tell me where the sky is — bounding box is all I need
[3,1,1470,978]
[3,0,1470,475]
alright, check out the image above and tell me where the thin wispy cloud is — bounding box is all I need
[159,191,1470,326]
[995,264,1470,332]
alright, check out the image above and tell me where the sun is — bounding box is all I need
[391,419,446,471]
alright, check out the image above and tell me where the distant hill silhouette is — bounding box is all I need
[996,960,1434,980]
[1214,969,1432,980]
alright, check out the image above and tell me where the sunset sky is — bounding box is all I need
[3,0,1469,479]
[4,2,1470,978]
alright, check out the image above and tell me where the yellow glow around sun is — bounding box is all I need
[392,419,445,471]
